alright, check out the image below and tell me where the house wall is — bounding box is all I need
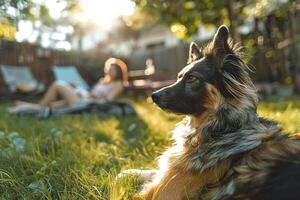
[105,27,180,56]
[136,27,179,51]
[128,43,189,76]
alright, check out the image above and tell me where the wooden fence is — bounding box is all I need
[1,37,299,91]
[0,39,97,87]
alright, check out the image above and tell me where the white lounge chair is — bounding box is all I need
[0,65,45,93]
[52,66,89,90]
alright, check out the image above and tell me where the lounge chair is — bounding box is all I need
[0,65,45,97]
[52,66,89,90]
[8,64,137,117]
[11,100,136,118]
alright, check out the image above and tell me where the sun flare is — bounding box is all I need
[80,0,135,30]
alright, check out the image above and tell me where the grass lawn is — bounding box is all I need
[0,97,300,199]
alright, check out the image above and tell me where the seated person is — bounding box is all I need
[144,58,155,75]
[9,58,128,113]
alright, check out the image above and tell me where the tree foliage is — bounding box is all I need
[131,0,296,40]
[106,8,156,43]
[0,0,79,24]
[0,0,81,46]
[132,0,242,39]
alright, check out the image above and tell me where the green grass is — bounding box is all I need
[0,97,299,199]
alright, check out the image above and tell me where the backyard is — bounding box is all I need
[0,96,300,199]
[1,0,300,199]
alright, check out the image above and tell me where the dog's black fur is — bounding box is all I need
[124,25,300,200]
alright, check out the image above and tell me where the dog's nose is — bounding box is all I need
[152,91,161,103]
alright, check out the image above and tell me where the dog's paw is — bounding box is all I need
[116,169,138,180]
[116,169,157,183]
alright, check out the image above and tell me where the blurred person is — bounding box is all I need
[144,58,155,75]
[9,58,128,113]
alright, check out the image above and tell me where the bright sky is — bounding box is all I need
[78,0,136,49]
[15,0,136,50]
[79,0,135,30]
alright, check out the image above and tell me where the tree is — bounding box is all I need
[0,0,81,50]
[103,8,157,54]
[131,0,248,40]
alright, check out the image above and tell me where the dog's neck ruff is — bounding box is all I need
[187,122,279,172]
[176,104,280,172]
[185,104,257,148]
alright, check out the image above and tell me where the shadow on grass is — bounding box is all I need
[117,115,149,144]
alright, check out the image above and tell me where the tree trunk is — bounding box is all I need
[288,4,300,94]
[226,0,239,41]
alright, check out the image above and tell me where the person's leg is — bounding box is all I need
[49,100,67,108]
[8,103,41,113]
[15,100,39,106]
[39,82,81,107]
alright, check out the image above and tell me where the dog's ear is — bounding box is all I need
[188,42,202,64]
[211,25,231,63]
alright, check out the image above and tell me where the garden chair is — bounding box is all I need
[0,65,45,98]
[9,64,137,117]
[12,100,136,118]
[52,66,90,90]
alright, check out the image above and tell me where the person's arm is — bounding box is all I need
[96,78,104,85]
[105,83,123,101]
[89,84,106,99]
[89,89,103,99]
[89,82,123,101]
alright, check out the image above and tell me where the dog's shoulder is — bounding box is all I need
[230,138,300,200]
[255,157,300,200]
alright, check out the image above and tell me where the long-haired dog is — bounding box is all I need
[120,25,300,200]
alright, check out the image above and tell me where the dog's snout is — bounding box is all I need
[152,91,161,103]
[152,86,174,105]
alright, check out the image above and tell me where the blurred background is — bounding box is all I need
[0,0,300,96]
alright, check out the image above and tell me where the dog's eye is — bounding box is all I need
[186,74,198,82]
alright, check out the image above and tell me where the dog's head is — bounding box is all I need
[152,25,258,115]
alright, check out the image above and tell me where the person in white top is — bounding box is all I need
[9,58,128,113]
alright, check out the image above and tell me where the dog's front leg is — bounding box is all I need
[117,169,157,184]
[136,170,203,200]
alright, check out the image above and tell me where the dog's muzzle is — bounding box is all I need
[151,90,162,103]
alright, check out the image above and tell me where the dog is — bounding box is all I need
[120,25,300,200]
